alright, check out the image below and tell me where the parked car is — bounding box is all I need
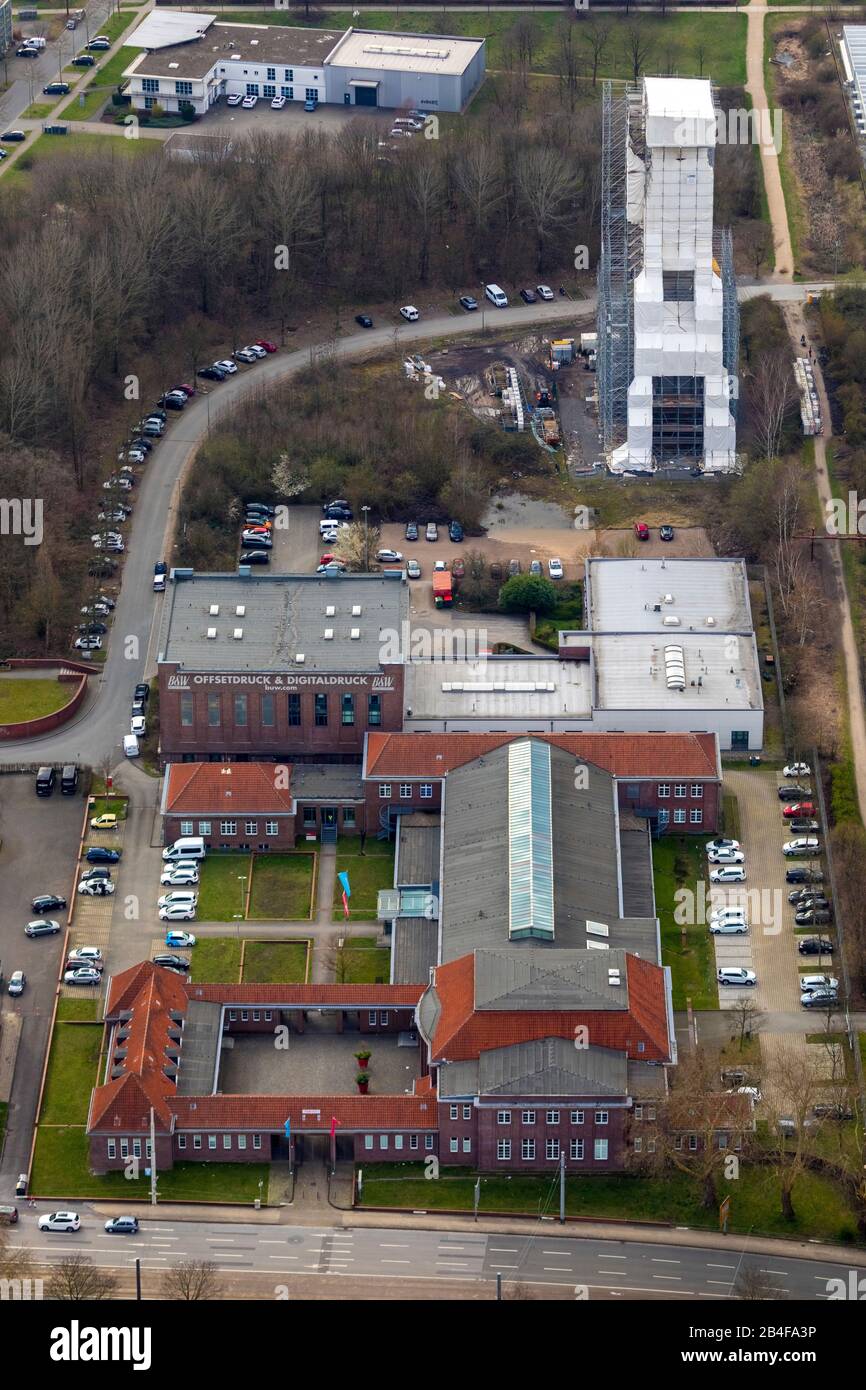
[536,285,555,301]
[709,919,749,935]
[800,974,839,994]
[240,550,270,566]
[451,558,465,580]
[400,306,419,321]
[38,1212,80,1232]
[519,288,537,304]
[404,522,419,542]
[0,131,27,143]
[659,525,675,542]
[213,359,238,375]
[707,847,745,865]
[801,989,838,1009]
[159,391,186,409]
[227,93,242,107]
[376,548,403,564]
[705,838,740,855]
[85,847,120,864]
[67,948,104,967]
[43,82,71,95]
[709,906,748,926]
[242,535,273,551]
[528,559,543,576]
[633,521,650,541]
[783,762,811,779]
[31,894,67,913]
[198,366,226,381]
[234,347,258,364]
[812,1103,853,1120]
[159,905,197,923]
[459,295,478,311]
[425,522,438,542]
[788,889,830,907]
[406,559,421,579]
[800,934,834,956]
[449,520,464,543]
[8,971,25,997]
[165,930,197,948]
[173,384,196,398]
[304,97,318,112]
[785,866,823,885]
[717,967,757,987]
[152,954,191,970]
[783,802,816,818]
[271,94,286,109]
[783,837,821,856]
[15,1174,28,1197]
[90,813,118,830]
[134,682,150,703]
[253,342,278,355]
[789,818,820,833]
[78,878,115,897]
[548,557,564,580]
[105,1216,139,1234]
[355,314,373,328]
[508,559,522,577]
[709,866,746,884]
[778,783,810,801]
[160,867,200,886]
[64,968,102,986]
[795,908,833,926]
[71,54,95,67]
[25,917,61,938]
[242,95,258,109]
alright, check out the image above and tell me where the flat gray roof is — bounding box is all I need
[587,557,754,634]
[391,916,438,986]
[396,812,440,887]
[157,572,407,673]
[175,998,222,1095]
[290,764,364,802]
[592,632,761,712]
[125,21,344,81]
[325,27,484,77]
[405,656,592,721]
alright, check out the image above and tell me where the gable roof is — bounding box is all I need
[365,731,719,781]
[163,761,295,816]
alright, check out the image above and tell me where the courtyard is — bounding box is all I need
[217,1018,422,1097]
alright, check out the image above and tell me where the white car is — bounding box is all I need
[227,93,242,107]
[717,968,757,987]
[783,837,820,856]
[67,947,103,966]
[38,1211,80,1233]
[74,636,102,652]
[78,878,115,896]
[783,762,811,778]
[235,347,258,364]
[709,919,749,935]
[709,906,748,926]
[213,359,238,375]
[241,95,257,109]
[705,838,740,854]
[159,904,196,922]
[536,285,555,301]
[709,865,746,884]
[158,890,198,908]
[400,306,419,322]
[800,974,839,994]
[548,557,564,579]
[707,847,745,865]
[731,1085,762,1102]
[130,715,146,736]
[271,95,286,109]
[160,867,200,887]
[247,344,268,358]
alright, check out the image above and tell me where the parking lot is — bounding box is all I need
[170,97,396,142]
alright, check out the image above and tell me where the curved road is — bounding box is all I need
[0,283,831,770]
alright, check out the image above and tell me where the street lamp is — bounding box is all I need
[361,504,370,571]
[233,874,246,941]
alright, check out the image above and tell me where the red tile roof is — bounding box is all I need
[365,732,719,781]
[92,964,191,1132]
[164,762,295,815]
[169,1094,437,1131]
[427,953,671,1064]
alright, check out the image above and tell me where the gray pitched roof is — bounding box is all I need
[439,1038,629,1099]
[473,947,631,1012]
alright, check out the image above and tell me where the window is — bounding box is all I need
[146,1141,152,1160]
[647,1107,656,1121]
[368,694,381,727]
[220,820,236,836]
[131,1140,142,1159]
[395,1135,403,1151]
[690,808,703,824]
[409,1134,418,1151]
[303,807,316,827]
[341,694,354,726]
[691,783,703,798]
[379,1012,389,1026]
[369,1011,377,1027]
[281,85,293,99]
[198,821,211,836]
[400,784,412,799]
[625,782,640,800]
[208,692,220,727]
[497,1140,511,1161]
[253,1134,261,1150]
[264,1012,272,1022]
[208,1136,217,1151]
[284,68,294,82]
[521,1139,535,1161]
[718,1134,728,1150]
[364,1135,373,1151]
[176,80,193,96]
[596,1110,609,1126]
[343,807,356,828]
[462,1105,472,1121]
[120,1139,129,1158]
[545,1139,560,1161]
[674,783,686,798]
[228,1010,237,1022]
[420,783,433,799]
[143,96,155,110]
[180,691,193,727]
[193,1135,202,1150]
[594,1139,609,1162]
[425,1135,434,1151]
[662,269,694,302]
[107,1139,116,1159]
[571,1109,584,1125]
[633,1137,643,1154]
[234,694,247,727]
[658,808,670,826]
[177,1136,186,1151]
[634,1105,643,1120]
[379,1136,388,1151]
[462,1138,471,1153]
[497,1110,512,1125]
[261,693,275,727]
[266,67,276,81]
[245,82,259,96]
[288,693,301,726]
[378,783,391,799]
[674,1136,683,1151]
[142,78,159,94]
[521,1110,536,1125]
[245,821,257,836]
[546,1109,560,1125]
[674,809,686,825]
[688,1134,698,1151]
[262,84,276,98]
[304,87,317,100]
[238,1135,246,1150]
[658,783,670,798]
[252,1011,260,1023]
[180,820,193,836]
[570,1139,584,1161]
[449,1105,458,1120]
[266,821,278,836]
[450,1138,458,1154]
[223,1135,232,1150]
[647,1138,656,1154]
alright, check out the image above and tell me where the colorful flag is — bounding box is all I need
[338,871,351,898]
[342,891,350,919]
[330,1116,339,1139]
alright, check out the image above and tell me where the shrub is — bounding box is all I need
[499,574,557,615]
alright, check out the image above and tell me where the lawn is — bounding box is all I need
[88,795,127,821]
[19,103,54,120]
[0,677,71,722]
[31,1125,269,1202]
[189,937,242,983]
[249,853,315,920]
[220,9,748,86]
[338,935,391,985]
[196,852,252,922]
[1,131,156,195]
[333,846,395,921]
[356,1162,859,1242]
[39,1024,103,1126]
[242,940,309,984]
[654,835,717,1011]
[60,46,141,121]
[56,998,99,1022]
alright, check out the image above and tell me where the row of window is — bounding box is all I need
[656,784,704,798]
[243,81,318,100]
[449,1106,608,1125]
[177,808,358,837]
[107,1134,264,1157]
[226,1009,391,1026]
[179,691,383,729]
[378,783,434,800]
[660,809,703,825]
[364,1134,434,1152]
[494,1139,608,1161]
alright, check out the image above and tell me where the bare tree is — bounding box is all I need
[48,1255,118,1301]
[763,1047,826,1222]
[515,146,575,273]
[625,22,654,85]
[553,18,582,113]
[332,521,380,573]
[582,17,612,87]
[162,1260,224,1301]
[750,352,796,463]
[730,996,765,1052]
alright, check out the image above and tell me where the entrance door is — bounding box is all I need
[354,86,377,107]
[321,807,337,842]
[344,92,351,105]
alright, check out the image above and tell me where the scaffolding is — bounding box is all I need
[720,225,740,420]
[598,81,642,455]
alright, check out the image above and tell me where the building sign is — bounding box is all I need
[166,672,395,692]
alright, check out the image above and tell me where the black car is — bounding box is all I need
[519,288,537,304]
[71,54,95,66]
[449,520,464,543]
[798,937,834,956]
[405,522,418,542]
[128,436,153,453]
[1,131,27,142]
[31,894,67,913]
[245,502,276,516]
[80,622,108,636]
[152,954,191,971]
[795,908,833,926]
[88,558,118,577]
[323,504,352,522]
[789,891,830,909]
[778,784,810,800]
[240,535,272,551]
[789,818,820,833]
[459,295,478,312]
[198,365,226,381]
[105,1216,139,1235]
[43,82,71,95]
[659,524,675,542]
[134,683,150,705]
[786,866,824,885]
[812,1103,853,1120]
[81,866,111,881]
[85,847,121,864]
[355,314,373,329]
[148,408,167,423]
[158,393,185,410]
[240,550,270,565]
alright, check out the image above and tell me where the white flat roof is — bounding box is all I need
[593,633,761,712]
[325,27,483,77]
[124,11,216,49]
[405,658,592,721]
[644,76,715,121]
[587,558,753,634]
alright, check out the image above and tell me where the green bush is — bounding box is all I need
[499,574,557,614]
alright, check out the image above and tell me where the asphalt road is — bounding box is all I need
[5,1213,860,1299]
[0,1,116,126]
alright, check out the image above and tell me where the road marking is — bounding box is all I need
[437,1260,470,1267]
[379,1243,410,1249]
[759,1268,788,1275]
[489,1247,518,1253]
[707,1263,735,1270]
[260,1239,288,1245]
[268,1255,298,1260]
[544,1267,573,1272]
[707,1280,735,1286]
[652,1274,682,1281]
[381,1259,411,1264]
[597,1253,626,1259]
[651,1258,681,1264]
[489,1263,519,1269]
[599,1268,627,1275]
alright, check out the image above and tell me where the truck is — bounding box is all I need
[24,34,46,48]
[432,570,453,608]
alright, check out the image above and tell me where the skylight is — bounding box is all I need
[507,739,554,941]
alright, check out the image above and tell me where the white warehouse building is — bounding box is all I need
[122,12,485,115]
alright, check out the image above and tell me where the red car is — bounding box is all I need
[254,339,278,354]
[633,522,650,541]
[173,383,196,397]
[783,802,816,818]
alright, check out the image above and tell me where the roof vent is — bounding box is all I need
[235,605,246,617]
[230,52,241,58]
[663,615,681,627]
[663,593,674,604]
[323,629,334,640]
[586,920,610,938]
[295,653,305,664]
[607,968,622,987]
[206,627,217,639]
[209,605,219,616]
[352,605,362,616]
[350,628,361,639]
[705,615,716,626]
[168,61,179,69]
[325,605,336,617]
[232,628,243,640]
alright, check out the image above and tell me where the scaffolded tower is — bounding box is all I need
[598,78,739,474]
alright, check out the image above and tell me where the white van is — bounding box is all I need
[162,836,206,862]
[123,734,140,758]
[484,284,508,308]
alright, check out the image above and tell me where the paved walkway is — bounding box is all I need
[745,0,794,280]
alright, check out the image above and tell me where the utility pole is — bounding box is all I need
[559,1149,566,1224]
[361,504,370,571]
[135,1258,141,1302]
[149,1106,157,1206]
[473,1175,481,1222]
